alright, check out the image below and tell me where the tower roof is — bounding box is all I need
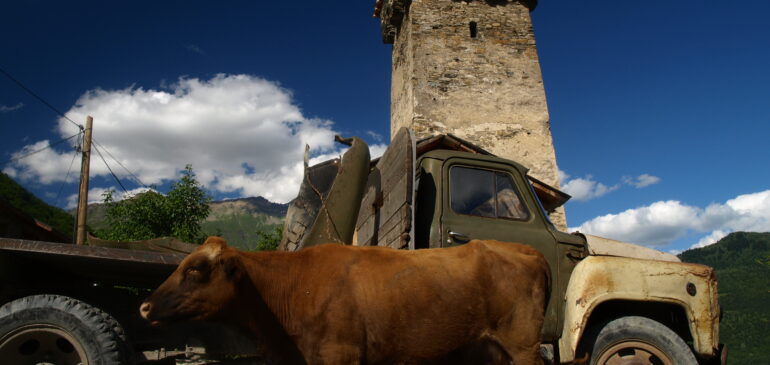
[373,0,538,43]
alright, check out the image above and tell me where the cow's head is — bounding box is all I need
[140,236,245,326]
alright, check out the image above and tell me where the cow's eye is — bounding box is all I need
[185,267,202,278]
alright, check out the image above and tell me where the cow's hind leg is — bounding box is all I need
[495,307,545,365]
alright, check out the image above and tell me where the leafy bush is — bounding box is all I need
[97,165,211,243]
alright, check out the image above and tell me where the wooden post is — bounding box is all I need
[75,116,93,245]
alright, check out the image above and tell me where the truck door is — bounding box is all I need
[439,157,561,338]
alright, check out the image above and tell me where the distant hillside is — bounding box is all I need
[678,232,770,364]
[201,197,288,250]
[84,196,288,250]
[0,171,74,238]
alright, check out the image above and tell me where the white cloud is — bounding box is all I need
[6,140,80,184]
[571,190,770,248]
[623,174,661,188]
[370,144,388,159]
[571,200,699,246]
[366,130,384,142]
[5,74,367,203]
[561,175,619,201]
[560,171,661,202]
[690,230,730,250]
[0,102,24,113]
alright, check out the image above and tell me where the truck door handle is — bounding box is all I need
[448,231,470,243]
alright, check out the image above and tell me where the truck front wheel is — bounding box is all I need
[0,294,130,365]
[585,316,697,365]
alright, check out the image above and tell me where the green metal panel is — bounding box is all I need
[303,137,370,248]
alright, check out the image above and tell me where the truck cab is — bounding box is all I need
[415,148,584,341]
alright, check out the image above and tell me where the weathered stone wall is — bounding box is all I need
[379,0,566,228]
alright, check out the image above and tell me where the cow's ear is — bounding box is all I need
[222,254,243,280]
[204,236,228,246]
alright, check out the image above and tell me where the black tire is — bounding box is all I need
[0,294,131,365]
[584,316,697,365]
[97,309,136,364]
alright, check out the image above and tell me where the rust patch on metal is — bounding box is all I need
[577,270,611,308]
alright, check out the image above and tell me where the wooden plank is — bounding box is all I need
[376,205,411,249]
[356,214,377,246]
[379,174,408,222]
[354,127,414,248]
[376,204,409,241]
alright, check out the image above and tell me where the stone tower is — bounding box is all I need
[375,0,566,228]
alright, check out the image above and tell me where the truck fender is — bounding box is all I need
[558,256,720,362]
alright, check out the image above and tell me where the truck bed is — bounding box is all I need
[0,238,185,287]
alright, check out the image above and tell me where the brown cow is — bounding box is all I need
[140,237,551,365]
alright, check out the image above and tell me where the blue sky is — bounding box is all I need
[1,1,768,253]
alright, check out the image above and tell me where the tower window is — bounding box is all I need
[469,21,478,38]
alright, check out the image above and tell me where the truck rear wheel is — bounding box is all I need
[0,294,130,365]
[586,316,697,365]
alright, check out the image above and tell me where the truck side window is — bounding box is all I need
[450,166,529,220]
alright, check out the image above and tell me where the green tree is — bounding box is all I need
[97,165,211,243]
[254,225,282,251]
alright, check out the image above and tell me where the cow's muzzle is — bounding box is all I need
[139,301,161,326]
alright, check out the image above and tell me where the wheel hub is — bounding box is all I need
[596,340,673,365]
[0,324,87,365]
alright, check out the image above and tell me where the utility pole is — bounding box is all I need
[75,116,93,245]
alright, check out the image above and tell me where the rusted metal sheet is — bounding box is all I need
[558,256,720,362]
[0,238,185,286]
[355,127,416,249]
[280,136,371,251]
[279,157,340,251]
[580,234,680,262]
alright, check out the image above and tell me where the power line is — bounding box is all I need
[54,149,80,208]
[0,65,83,131]
[93,144,128,194]
[0,66,149,203]
[2,132,81,166]
[92,139,147,188]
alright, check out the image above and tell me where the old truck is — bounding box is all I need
[280,128,726,364]
[0,127,725,364]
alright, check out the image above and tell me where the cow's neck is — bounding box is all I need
[234,250,307,364]
[238,250,304,330]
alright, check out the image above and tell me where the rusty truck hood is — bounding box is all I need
[581,234,680,262]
